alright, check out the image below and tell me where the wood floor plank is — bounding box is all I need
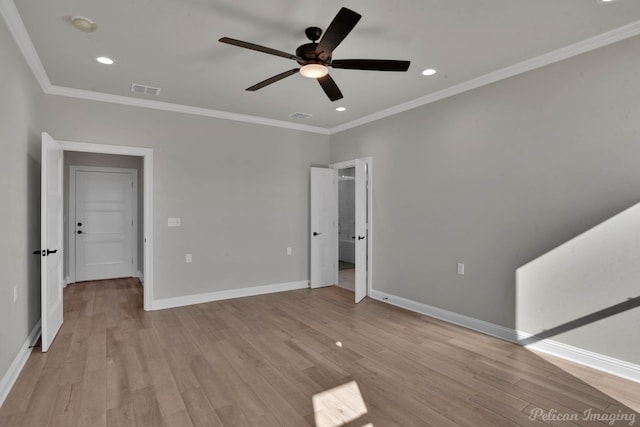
[131,386,165,427]
[180,386,225,427]
[79,367,107,427]
[2,278,639,426]
[49,382,83,427]
[19,367,61,427]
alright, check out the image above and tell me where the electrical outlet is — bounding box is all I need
[186,253,192,263]
[286,247,292,255]
[168,218,181,227]
[13,285,17,302]
[457,263,465,275]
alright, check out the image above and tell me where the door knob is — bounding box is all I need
[46,249,58,255]
[77,230,83,234]
[358,236,365,240]
[313,232,321,236]
[77,222,82,226]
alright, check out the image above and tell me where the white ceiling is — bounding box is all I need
[6,0,640,132]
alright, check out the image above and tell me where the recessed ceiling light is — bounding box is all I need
[336,107,346,112]
[96,56,114,65]
[71,16,97,32]
[422,68,437,76]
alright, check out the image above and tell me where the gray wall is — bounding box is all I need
[63,152,144,281]
[42,96,330,300]
[0,18,42,385]
[330,35,640,363]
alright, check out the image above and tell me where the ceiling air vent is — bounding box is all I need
[131,83,161,96]
[289,112,312,120]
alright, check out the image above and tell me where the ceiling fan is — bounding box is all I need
[219,7,410,102]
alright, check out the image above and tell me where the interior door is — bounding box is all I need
[310,167,337,288]
[75,170,135,281]
[41,132,64,352]
[354,159,367,303]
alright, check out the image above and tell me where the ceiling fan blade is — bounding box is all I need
[317,75,343,102]
[246,68,300,91]
[316,8,362,60]
[331,59,410,72]
[219,37,301,61]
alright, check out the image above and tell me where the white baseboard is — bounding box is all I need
[0,320,41,408]
[518,331,640,383]
[137,270,144,286]
[370,290,640,384]
[152,280,309,310]
[370,290,519,342]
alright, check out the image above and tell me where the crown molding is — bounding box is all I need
[329,19,640,134]
[3,0,640,136]
[0,0,50,89]
[45,85,330,135]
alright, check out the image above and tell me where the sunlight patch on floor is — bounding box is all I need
[312,380,370,427]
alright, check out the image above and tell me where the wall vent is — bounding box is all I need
[131,83,161,96]
[289,112,312,120]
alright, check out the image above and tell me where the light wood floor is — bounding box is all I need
[1,278,639,426]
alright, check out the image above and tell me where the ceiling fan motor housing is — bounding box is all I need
[296,42,330,65]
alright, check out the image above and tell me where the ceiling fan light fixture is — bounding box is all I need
[300,64,329,79]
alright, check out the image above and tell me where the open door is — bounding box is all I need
[354,159,367,303]
[40,132,64,352]
[310,167,337,288]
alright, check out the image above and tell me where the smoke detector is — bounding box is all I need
[71,16,97,33]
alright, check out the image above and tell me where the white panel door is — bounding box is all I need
[75,170,135,281]
[354,159,368,303]
[41,132,64,352]
[310,167,337,288]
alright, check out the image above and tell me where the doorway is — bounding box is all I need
[331,158,372,302]
[309,159,372,301]
[57,138,154,311]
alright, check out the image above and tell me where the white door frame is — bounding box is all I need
[330,157,373,297]
[58,139,154,311]
[68,166,138,284]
